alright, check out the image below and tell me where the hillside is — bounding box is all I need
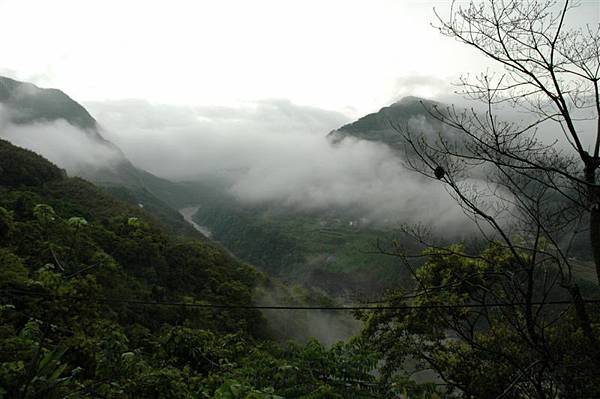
[0,139,262,393]
[0,138,261,320]
[327,96,445,147]
[0,138,391,397]
[1,90,597,397]
[0,76,199,237]
[0,76,99,132]
[191,193,418,297]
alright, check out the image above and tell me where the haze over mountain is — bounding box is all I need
[0,76,479,295]
[0,76,201,236]
[87,95,469,229]
[0,76,138,185]
[328,96,446,147]
[0,75,485,235]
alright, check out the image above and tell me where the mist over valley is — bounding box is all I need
[1,1,599,396]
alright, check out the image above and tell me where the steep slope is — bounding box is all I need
[0,137,66,186]
[0,76,197,236]
[0,76,99,132]
[0,139,384,398]
[328,96,445,147]
[0,138,264,330]
[0,76,149,186]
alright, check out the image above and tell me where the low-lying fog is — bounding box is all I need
[85,98,471,229]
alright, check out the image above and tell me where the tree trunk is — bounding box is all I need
[569,284,600,368]
[590,208,600,285]
[584,163,600,285]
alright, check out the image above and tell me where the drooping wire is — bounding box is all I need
[3,288,600,311]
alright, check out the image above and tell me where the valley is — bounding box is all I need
[2,2,600,392]
[179,205,212,237]
[187,194,416,297]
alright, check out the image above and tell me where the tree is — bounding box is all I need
[439,0,599,276]
[363,244,600,397]
[419,0,600,279]
[364,1,600,396]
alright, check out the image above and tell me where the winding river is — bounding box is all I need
[179,206,212,237]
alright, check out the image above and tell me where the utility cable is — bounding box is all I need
[3,288,600,311]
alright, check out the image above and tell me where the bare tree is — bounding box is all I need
[427,0,600,282]
[363,1,600,397]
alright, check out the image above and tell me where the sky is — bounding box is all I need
[0,0,595,118]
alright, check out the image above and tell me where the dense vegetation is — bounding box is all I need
[191,195,415,296]
[1,138,599,397]
[360,245,600,398]
[0,139,422,398]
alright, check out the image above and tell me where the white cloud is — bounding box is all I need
[0,104,123,175]
[87,99,471,229]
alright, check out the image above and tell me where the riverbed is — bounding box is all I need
[179,206,212,237]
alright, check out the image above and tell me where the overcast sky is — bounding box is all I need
[1,0,596,118]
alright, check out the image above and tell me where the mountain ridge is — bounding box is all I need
[328,96,444,146]
[0,76,101,135]
[0,75,200,237]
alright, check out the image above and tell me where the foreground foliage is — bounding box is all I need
[362,245,600,398]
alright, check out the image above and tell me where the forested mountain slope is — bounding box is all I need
[327,96,444,147]
[0,76,198,236]
[191,193,418,296]
[0,76,99,132]
[0,138,393,398]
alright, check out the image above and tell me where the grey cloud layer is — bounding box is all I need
[0,105,123,175]
[87,99,469,228]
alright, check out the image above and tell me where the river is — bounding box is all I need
[179,206,212,237]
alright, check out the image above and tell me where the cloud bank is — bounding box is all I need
[0,104,123,176]
[87,99,470,229]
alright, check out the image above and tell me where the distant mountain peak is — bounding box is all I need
[327,96,446,146]
[0,75,201,232]
[392,95,424,104]
[389,96,440,108]
[0,75,98,131]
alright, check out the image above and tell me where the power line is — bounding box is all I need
[3,288,600,311]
